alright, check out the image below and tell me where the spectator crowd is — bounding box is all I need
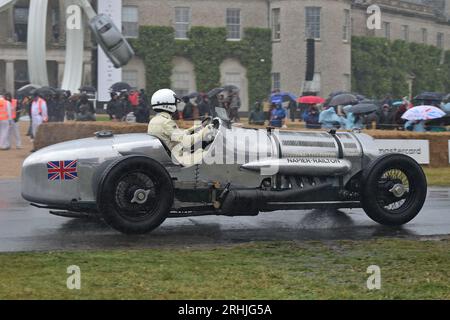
[249,90,450,132]
[2,83,450,152]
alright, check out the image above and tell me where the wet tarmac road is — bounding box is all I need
[0,179,449,252]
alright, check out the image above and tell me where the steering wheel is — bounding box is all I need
[212,118,221,129]
[201,116,213,127]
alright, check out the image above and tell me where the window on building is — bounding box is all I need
[272,73,281,91]
[305,7,321,39]
[122,6,139,38]
[51,7,60,42]
[343,9,350,42]
[272,8,281,40]
[401,25,409,41]
[224,72,242,90]
[172,71,190,97]
[437,32,444,49]
[175,7,191,39]
[383,22,391,40]
[13,7,29,43]
[421,28,428,44]
[122,70,138,88]
[226,8,241,40]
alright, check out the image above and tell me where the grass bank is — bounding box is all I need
[423,167,450,186]
[0,239,449,299]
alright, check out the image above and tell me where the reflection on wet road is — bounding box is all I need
[0,180,449,252]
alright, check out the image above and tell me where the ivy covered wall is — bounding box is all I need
[352,36,450,98]
[131,26,272,107]
[131,29,450,104]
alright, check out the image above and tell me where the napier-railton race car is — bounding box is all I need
[22,109,427,234]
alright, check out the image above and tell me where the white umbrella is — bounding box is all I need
[401,105,445,121]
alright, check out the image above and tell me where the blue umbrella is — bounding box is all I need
[392,100,404,107]
[271,92,297,104]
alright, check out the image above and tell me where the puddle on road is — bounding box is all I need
[428,190,450,200]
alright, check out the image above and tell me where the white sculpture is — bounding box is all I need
[1,0,133,93]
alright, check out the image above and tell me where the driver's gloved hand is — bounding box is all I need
[201,124,215,142]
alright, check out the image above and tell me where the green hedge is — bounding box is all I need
[352,36,450,98]
[131,26,272,107]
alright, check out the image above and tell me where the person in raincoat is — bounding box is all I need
[404,120,426,132]
[442,102,450,114]
[270,103,286,128]
[319,106,345,129]
[30,93,48,139]
[302,105,320,129]
[377,104,395,130]
[249,101,266,125]
[342,105,361,130]
[0,94,12,150]
[4,93,22,149]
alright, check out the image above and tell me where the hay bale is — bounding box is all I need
[34,122,148,150]
[34,120,196,150]
[34,122,450,167]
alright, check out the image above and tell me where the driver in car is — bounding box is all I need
[148,89,216,167]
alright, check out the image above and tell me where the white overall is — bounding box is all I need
[0,100,11,150]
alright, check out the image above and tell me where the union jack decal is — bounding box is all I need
[47,160,78,181]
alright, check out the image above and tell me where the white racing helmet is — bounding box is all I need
[151,89,179,113]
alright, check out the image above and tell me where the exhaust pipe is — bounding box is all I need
[220,183,332,216]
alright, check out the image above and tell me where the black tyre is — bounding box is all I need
[97,156,174,234]
[361,154,427,226]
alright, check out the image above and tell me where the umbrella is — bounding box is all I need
[183,92,199,100]
[222,85,239,92]
[55,88,68,96]
[35,86,57,97]
[329,91,365,100]
[271,92,297,104]
[392,100,405,107]
[329,90,346,97]
[207,87,224,98]
[401,105,446,121]
[413,92,444,102]
[79,85,96,92]
[16,84,41,97]
[328,93,358,107]
[298,96,325,104]
[347,102,379,115]
[110,82,132,92]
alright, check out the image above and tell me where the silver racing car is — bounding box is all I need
[21,109,427,234]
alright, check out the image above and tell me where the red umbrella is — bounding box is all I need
[298,96,325,104]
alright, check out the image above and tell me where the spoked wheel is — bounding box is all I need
[361,154,427,226]
[114,172,158,221]
[97,156,174,234]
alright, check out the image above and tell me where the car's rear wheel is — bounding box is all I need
[361,154,427,226]
[97,156,174,234]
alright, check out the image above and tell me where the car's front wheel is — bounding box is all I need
[361,154,427,226]
[97,156,174,234]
